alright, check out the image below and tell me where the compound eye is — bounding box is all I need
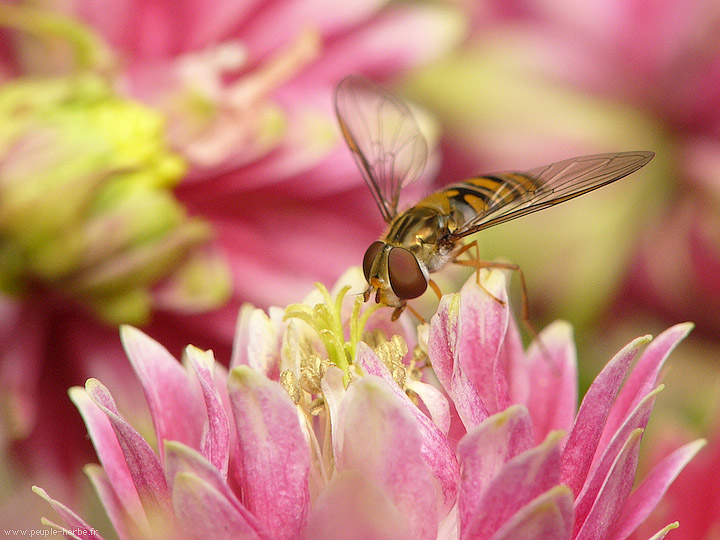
[363,241,385,282]
[388,247,427,299]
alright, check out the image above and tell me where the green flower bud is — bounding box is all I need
[0,75,230,324]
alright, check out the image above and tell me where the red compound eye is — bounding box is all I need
[363,241,384,282]
[388,247,427,299]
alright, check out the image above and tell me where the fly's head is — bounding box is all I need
[362,241,428,311]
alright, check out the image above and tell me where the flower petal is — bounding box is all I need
[574,428,644,540]
[120,325,205,456]
[32,486,105,540]
[184,345,230,477]
[455,271,512,413]
[337,375,440,540]
[84,378,171,515]
[458,404,535,529]
[561,334,650,496]
[461,429,564,540]
[356,343,459,514]
[304,470,415,540]
[609,439,706,540]
[599,323,694,453]
[163,441,264,535]
[488,485,574,540]
[84,464,146,540]
[242,0,390,62]
[405,379,451,435]
[430,273,511,428]
[230,304,283,377]
[69,387,145,525]
[574,386,664,530]
[522,321,578,444]
[227,366,310,540]
[297,4,465,82]
[172,472,266,540]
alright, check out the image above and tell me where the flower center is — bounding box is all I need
[157,30,321,168]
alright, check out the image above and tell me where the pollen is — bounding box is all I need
[280,369,302,404]
[374,335,409,388]
[299,352,332,395]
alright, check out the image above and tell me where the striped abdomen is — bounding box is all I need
[439,173,543,224]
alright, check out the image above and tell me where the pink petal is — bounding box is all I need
[184,346,230,478]
[297,4,465,82]
[561,334,650,496]
[172,472,266,540]
[69,387,145,524]
[229,304,283,378]
[488,486,574,540]
[32,486,105,540]
[574,428,644,540]
[120,326,205,457]
[84,378,171,515]
[227,366,310,540]
[337,375,440,540]
[163,441,264,534]
[428,289,488,427]
[609,439,706,540]
[356,343,459,513]
[455,272,512,414]
[405,379,451,435]
[461,428,564,540]
[457,404,535,528]
[574,386,664,530]
[84,464,147,540]
[523,321,578,444]
[599,323,694,453]
[71,0,260,57]
[430,275,511,428]
[242,0,388,62]
[499,305,527,405]
[304,470,415,540]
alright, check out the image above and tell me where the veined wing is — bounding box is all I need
[335,75,428,223]
[450,151,654,238]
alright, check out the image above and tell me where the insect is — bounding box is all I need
[334,75,654,321]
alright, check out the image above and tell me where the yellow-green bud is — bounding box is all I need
[0,76,230,324]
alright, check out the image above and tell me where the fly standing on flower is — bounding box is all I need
[334,75,654,321]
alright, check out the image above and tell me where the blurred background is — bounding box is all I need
[1,0,718,536]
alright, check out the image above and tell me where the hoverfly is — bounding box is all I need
[335,75,654,320]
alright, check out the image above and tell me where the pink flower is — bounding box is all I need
[36,269,703,539]
[402,0,720,336]
[0,0,462,486]
[627,408,720,540]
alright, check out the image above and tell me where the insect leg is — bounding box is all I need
[452,241,507,306]
[392,302,427,324]
[452,243,542,342]
[428,279,443,301]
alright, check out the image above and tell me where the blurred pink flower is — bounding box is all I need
[0,0,463,481]
[474,0,720,336]
[401,0,720,338]
[36,269,702,539]
[628,416,720,540]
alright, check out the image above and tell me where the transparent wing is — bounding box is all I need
[451,151,655,238]
[335,75,428,223]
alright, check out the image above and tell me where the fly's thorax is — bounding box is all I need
[383,205,458,271]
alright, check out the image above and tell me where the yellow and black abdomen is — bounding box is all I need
[384,172,545,254]
[436,173,544,226]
